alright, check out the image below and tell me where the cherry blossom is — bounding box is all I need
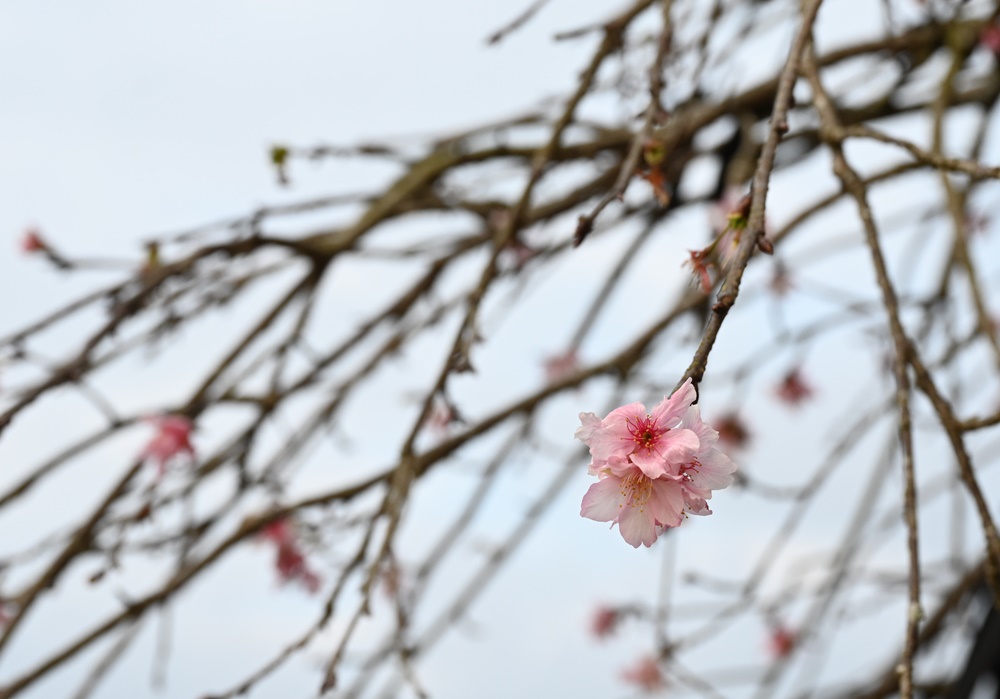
[580,456,686,547]
[577,379,737,547]
[141,415,195,475]
[767,625,796,659]
[981,21,1000,58]
[715,412,751,449]
[685,249,715,293]
[589,604,620,639]
[425,397,457,436]
[675,405,738,514]
[20,229,46,253]
[576,379,699,479]
[543,349,579,383]
[259,518,321,593]
[275,545,321,593]
[776,368,814,407]
[621,656,666,692]
[260,518,294,543]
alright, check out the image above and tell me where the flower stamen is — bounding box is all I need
[624,415,667,454]
[620,471,653,511]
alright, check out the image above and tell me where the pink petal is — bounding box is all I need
[581,477,625,522]
[680,406,719,448]
[574,412,602,443]
[655,428,700,467]
[603,401,648,424]
[603,454,636,477]
[585,424,634,462]
[683,492,713,516]
[689,449,736,490]
[629,448,672,479]
[649,479,685,528]
[650,378,696,427]
[618,504,659,548]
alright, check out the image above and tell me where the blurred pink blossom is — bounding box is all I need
[425,398,456,436]
[685,249,715,293]
[981,22,1000,58]
[543,349,579,383]
[675,405,739,515]
[141,415,195,474]
[276,545,321,593]
[590,605,620,639]
[714,412,751,449]
[768,625,796,659]
[260,518,293,543]
[20,229,46,254]
[260,518,321,593]
[776,368,814,407]
[621,656,666,692]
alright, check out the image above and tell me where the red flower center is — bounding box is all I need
[625,415,665,454]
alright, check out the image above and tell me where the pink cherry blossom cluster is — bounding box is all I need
[576,378,737,548]
[260,519,321,593]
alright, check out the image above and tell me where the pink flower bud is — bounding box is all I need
[20,229,46,254]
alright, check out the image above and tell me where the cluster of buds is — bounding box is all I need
[686,189,778,293]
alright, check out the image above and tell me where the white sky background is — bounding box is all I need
[2,1,1000,698]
